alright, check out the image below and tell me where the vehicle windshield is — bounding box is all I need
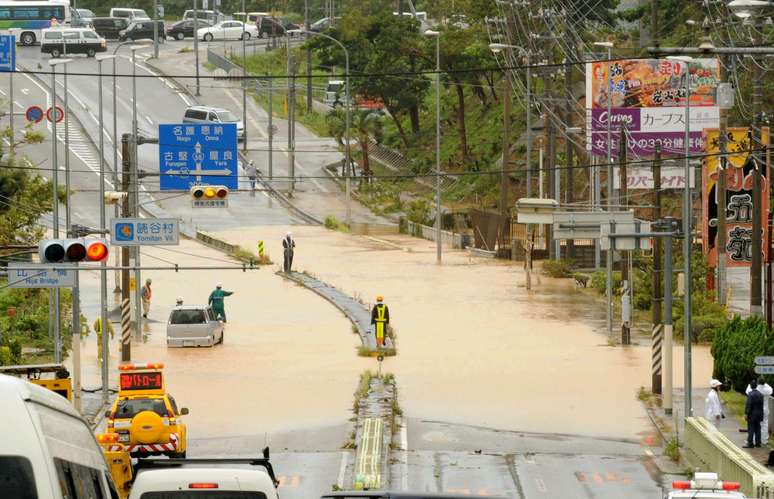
[115,398,167,418]
[170,309,206,324]
[218,111,239,122]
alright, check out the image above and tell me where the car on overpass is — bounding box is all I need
[197,20,259,41]
[167,18,213,40]
[105,362,189,458]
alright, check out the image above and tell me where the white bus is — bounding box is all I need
[0,0,72,46]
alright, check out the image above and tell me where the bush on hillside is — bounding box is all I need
[712,315,772,392]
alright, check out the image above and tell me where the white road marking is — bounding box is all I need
[336,451,348,489]
[400,424,408,490]
[145,115,153,125]
[20,88,28,95]
[14,102,23,109]
[0,88,5,96]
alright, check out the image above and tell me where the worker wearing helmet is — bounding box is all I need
[370,296,390,348]
[176,297,184,306]
[93,316,115,364]
[282,232,295,273]
[208,283,234,323]
[141,278,152,318]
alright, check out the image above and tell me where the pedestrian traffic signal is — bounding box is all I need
[38,238,110,263]
[191,185,229,208]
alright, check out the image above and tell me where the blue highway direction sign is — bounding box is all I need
[159,123,238,190]
[0,35,15,73]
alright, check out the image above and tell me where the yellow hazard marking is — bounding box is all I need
[354,417,383,489]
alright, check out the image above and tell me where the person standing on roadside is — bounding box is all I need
[141,278,152,318]
[370,296,390,348]
[282,232,295,273]
[246,160,258,193]
[745,378,765,448]
[747,378,773,444]
[705,379,724,427]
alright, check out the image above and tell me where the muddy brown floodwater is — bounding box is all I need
[217,226,714,441]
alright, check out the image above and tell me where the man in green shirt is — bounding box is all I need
[208,283,234,322]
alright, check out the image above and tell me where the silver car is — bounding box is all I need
[166,305,224,347]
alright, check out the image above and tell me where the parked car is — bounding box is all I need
[256,15,286,38]
[119,20,166,41]
[40,28,106,58]
[91,17,130,39]
[183,9,222,24]
[167,18,212,40]
[197,20,259,41]
[72,8,95,27]
[310,16,339,32]
[183,105,245,141]
[109,7,150,21]
[280,18,301,33]
[166,305,224,347]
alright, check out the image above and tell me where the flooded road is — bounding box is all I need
[75,239,370,441]
[217,226,713,440]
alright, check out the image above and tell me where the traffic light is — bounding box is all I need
[190,185,229,208]
[38,238,109,263]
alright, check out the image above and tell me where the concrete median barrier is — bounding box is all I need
[685,416,774,497]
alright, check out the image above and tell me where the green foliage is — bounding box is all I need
[590,270,622,295]
[664,437,680,462]
[712,316,772,393]
[405,199,432,226]
[541,259,574,278]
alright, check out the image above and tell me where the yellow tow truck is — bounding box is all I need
[105,362,189,458]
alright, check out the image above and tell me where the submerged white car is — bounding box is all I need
[197,20,259,41]
[166,305,224,347]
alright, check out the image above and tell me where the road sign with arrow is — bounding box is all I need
[158,123,238,191]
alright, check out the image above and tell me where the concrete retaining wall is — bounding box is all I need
[405,221,470,249]
[685,416,774,497]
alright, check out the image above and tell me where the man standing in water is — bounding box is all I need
[283,232,295,273]
[208,283,234,322]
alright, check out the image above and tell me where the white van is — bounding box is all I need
[109,7,150,21]
[0,374,116,497]
[183,9,221,24]
[41,28,107,58]
[129,467,280,499]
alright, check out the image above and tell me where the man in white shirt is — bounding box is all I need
[705,379,724,426]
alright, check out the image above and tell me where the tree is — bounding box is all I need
[326,108,384,177]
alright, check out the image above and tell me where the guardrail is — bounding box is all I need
[685,417,774,497]
[404,221,470,249]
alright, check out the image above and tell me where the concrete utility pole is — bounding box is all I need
[663,218,675,415]
[546,73,556,259]
[652,145,663,395]
[717,54,728,305]
[286,37,296,194]
[500,73,510,219]
[194,0,200,96]
[268,75,273,180]
[619,123,630,345]
[48,60,66,363]
[525,53,532,198]
[751,37,764,316]
[305,0,312,113]
[120,135,131,362]
[241,0,247,152]
[565,64,574,260]
[153,0,159,59]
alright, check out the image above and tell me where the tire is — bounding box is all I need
[20,32,35,46]
[241,32,251,40]
[173,451,186,458]
[176,32,185,41]
[219,331,224,344]
[87,48,96,57]
[203,33,213,42]
[51,47,61,58]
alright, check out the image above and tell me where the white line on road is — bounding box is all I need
[401,424,408,490]
[145,115,153,125]
[336,451,348,490]
[20,88,28,95]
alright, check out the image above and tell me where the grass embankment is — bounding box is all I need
[720,390,748,426]
[231,49,332,137]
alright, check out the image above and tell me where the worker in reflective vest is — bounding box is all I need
[93,317,114,364]
[370,296,390,348]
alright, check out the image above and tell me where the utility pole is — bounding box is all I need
[546,74,556,259]
[193,0,200,96]
[619,123,630,345]
[500,73,510,219]
[153,0,159,59]
[663,218,675,415]
[49,64,61,363]
[120,135,131,362]
[525,52,532,198]
[287,37,295,194]
[268,75,273,180]
[305,0,312,113]
[652,145,663,394]
[751,38,763,316]
[717,61,728,306]
[565,64,574,260]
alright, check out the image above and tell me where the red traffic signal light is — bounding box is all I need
[38,238,109,263]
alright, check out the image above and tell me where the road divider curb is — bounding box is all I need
[277,271,395,356]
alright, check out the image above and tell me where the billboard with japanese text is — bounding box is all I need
[585,58,721,158]
[702,127,770,268]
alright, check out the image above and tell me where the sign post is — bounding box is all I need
[159,123,238,191]
[755,356,774,375]
[0,35,16,151]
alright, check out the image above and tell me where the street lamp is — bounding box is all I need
[47,57,71,367]
[235,4,247,151]
[667,54,694,417]
[425,29,442,264]
[593,40,615,337]
[289,28,352,225]
[96,54,115,406]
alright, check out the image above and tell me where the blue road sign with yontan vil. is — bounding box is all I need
[159,123,238,190]
[0,35,15,73]
[111,218,180,246]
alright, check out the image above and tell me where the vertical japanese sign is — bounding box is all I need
[585,58,721,157]
[702,127,770,268]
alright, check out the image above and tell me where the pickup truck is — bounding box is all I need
[166,305,224,347]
